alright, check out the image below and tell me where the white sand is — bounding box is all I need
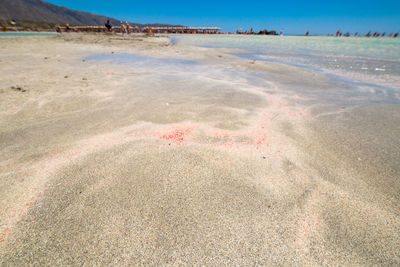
[0,33,399,265]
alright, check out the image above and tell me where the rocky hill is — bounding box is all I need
[0,0,176,28]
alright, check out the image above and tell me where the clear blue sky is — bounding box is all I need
[47,0,400,34]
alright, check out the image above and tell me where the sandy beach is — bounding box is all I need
[0,33,399,265]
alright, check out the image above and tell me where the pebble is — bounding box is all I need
[11,86,26,92]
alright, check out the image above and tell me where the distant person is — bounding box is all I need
[105,20,112,32]
[366,31,371,37]
[336,30,340,37]
[126,22,131,34]
[394,32,399,38]
[65,23,71,32]
[120,22,126,33]
[55,24,61,33]
[305,30,309,36]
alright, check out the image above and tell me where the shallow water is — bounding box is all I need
[168,35,400,87]
[0,32,58,37]
[87,53,197,69]
[87,52,400,107]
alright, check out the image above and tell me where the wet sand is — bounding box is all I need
[0,33,399,265]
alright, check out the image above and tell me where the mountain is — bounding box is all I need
[0,0,177,28]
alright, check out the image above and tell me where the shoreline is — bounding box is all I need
[1,33,399,265]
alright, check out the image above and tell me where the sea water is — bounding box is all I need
[168,35,400,88]
[88,35,400,107]
[0,32,58,37]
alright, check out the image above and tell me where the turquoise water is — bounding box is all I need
[169,35,400,60]
[0,32,58,37]
[88,35,400,107]
[168,35,400,86]
[88,51,400,106]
